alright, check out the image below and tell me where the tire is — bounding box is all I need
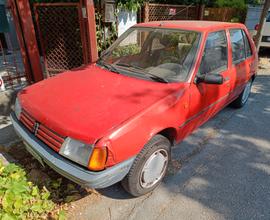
[231,79,253,108]
[122,135,171,197]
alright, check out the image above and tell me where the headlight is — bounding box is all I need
[14,97,22,119]
[59,138,93,167]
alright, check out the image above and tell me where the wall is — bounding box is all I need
[118,9,137,37]
[245,5,263,31]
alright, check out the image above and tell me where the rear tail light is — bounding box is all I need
[88,147,107,171]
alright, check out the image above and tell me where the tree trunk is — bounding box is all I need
[254,0,270,49]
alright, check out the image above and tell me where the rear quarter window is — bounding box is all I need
[242,30,252,58]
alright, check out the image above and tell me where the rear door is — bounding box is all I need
[228,28,252,100]
[242,29,256,81]
[187,30,231,130]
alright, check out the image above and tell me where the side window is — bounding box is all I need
[242,30,252,58]
[199,31,228,74]
[229,29,245,63]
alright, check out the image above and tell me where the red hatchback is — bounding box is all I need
[11,21,258,196]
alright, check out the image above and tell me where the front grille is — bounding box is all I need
[262,36,270,42]
[19,110,65,152]
[20,110,35,132]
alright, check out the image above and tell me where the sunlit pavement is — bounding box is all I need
[68,70,270,220]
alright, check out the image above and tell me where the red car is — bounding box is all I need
[11,21,258,197]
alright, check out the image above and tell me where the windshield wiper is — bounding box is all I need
[116,63,168,83]
[97,59,120,74]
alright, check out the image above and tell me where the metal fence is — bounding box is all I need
[143,3,200,22]
[141,4,246,24]
[33,3,87,76]
[0,5,27,92]
[203,7,246,23]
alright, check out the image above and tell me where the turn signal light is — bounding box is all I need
[88,148,107,171]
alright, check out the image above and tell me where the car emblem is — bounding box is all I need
[33,122,40,136]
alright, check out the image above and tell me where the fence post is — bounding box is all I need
[14,0,44,82]
[198,4,205,20]
[144,2,149,22]
[7,0,33,84]
[84,0,98,63]
[255,0,270,48]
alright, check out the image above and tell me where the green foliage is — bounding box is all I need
[117,0,144,12]
[96,12,118,54]
[215,0,247,9]
[245,0,263,5]
[0,162,64,220]
[151,0,216,6]
[148,0,260,7]
[112,44,141,57]
[30,0,79,3]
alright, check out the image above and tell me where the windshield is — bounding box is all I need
[98,27,201,83]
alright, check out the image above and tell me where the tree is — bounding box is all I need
[254,0,270,48]
[215,0,246,9]
[149,0,262,8]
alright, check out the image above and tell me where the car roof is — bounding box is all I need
[135,20,245,32]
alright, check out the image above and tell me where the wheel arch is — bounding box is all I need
[157,127,177,146]
[251,74,256,82]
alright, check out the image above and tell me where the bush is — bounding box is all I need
[215,0,247,10]
[0,162,65,220]
[112,44,141,57]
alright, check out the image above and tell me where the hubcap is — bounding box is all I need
[242,81,252,104]
[140,149,169,189]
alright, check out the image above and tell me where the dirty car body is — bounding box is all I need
[11,21,258,196]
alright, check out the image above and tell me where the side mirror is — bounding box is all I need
[195,74,224,85]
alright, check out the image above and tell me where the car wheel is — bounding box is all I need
[231,79,253,108]
[122,134,171,197]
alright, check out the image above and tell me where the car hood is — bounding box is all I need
[19,64,183,143]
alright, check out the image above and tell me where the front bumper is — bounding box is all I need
[10,112,135,188]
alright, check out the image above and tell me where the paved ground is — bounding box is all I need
[0,90,18,147]
[67,71,270,220]
[0,50,27,91]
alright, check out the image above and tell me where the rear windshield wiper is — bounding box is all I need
[97,59,120,74]
[116,63,168,83]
